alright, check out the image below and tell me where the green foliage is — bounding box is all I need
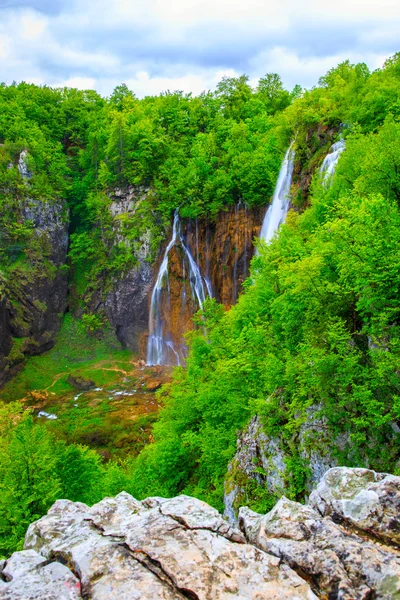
[126,71,400,507]
[1,55,400,555]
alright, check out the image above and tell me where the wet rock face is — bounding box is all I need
[8,197,69,356]
[182,205,264,307]
[145,205,264,362]
[1,494,315,600]
[105,194,264,359]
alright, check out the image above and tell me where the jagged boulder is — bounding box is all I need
[240,498,400,599]
[0,550,81,599]
[1,493,315,600]
[239,467,400,599]
[309,467,400,546]
[2,467,400,599]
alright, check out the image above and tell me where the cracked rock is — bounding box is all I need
[239,496,400,599]
[0,549,81,600]
[4,493,315,600]
[309,467,400,546]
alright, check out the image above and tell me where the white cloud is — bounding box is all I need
[20,11,47,40]
[0,0,399,96]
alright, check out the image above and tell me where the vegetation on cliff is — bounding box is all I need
[125,56,400,509]
[0,54,400,555]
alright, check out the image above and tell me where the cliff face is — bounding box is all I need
[104,194,265,360]
[0,194,69,385]
[1,467,399,600]
[152,205,264,361]
[105,187,155,354]
[8,198,69,355]
[292,124,340,207]
[0,297,12,387]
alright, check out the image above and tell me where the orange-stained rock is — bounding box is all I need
[147,204,264,361]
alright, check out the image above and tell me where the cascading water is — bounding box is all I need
[232,201,241,303]
[147,210,209,366]
[259,144,295,244]
[320,139,345,184]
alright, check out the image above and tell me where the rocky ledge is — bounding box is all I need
[1,467,400,599]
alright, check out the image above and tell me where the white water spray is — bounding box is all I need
[259,144,295,245]
[147,211,209,366]
[320,139,345,184]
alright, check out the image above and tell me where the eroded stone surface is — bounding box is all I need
[3,493,316,600]
[240,492,400,599]
[309,467,400,546]
[0,550,81,600]
[4,468,400,599]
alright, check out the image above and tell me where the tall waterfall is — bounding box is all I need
[147,211,209,366]
[320,139,345,184]
[259,144,295,244]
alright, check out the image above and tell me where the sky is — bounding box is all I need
[0,0,399,98]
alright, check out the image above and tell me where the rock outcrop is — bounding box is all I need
[2,467,400,599]
[239,467,400,599]
[224,411,348,521]
[103,188,264,358]
[309,467,400,546]
[0,149,69,386]
[8,197,69,356]
[105,187,156,354]
[0,494,316,600]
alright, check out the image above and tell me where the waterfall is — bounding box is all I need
[147,210,209,366]
[320,139,345,184]
[259,144,295,245]
[204,222,212,297]
[232,201,241,303]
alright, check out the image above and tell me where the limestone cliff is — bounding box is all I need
[1,467,399,599]
[102,189,264,358]
[0,150,69,385]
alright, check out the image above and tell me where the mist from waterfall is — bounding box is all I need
[320,139,345,184]
[259,144,295,245]
[146,211,210,366]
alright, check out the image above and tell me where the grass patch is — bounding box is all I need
[1,313,134,401]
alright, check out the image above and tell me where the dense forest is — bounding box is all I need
[0,54,400,557]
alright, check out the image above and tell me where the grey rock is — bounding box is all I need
[8,196,69,356]
[0,549,81,600]
[309,467,400,545]
[67,374,96,391]
[224,408,349,522]
[105,187,156,353]
[17,492,316,599]
[239,496,400,599]
[224,416,286,522]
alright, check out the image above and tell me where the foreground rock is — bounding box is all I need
[309,466,400,546]
[2,467,400,599]
[240,467,400,599]
[240,498,400,599]
[0,494,316,600]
